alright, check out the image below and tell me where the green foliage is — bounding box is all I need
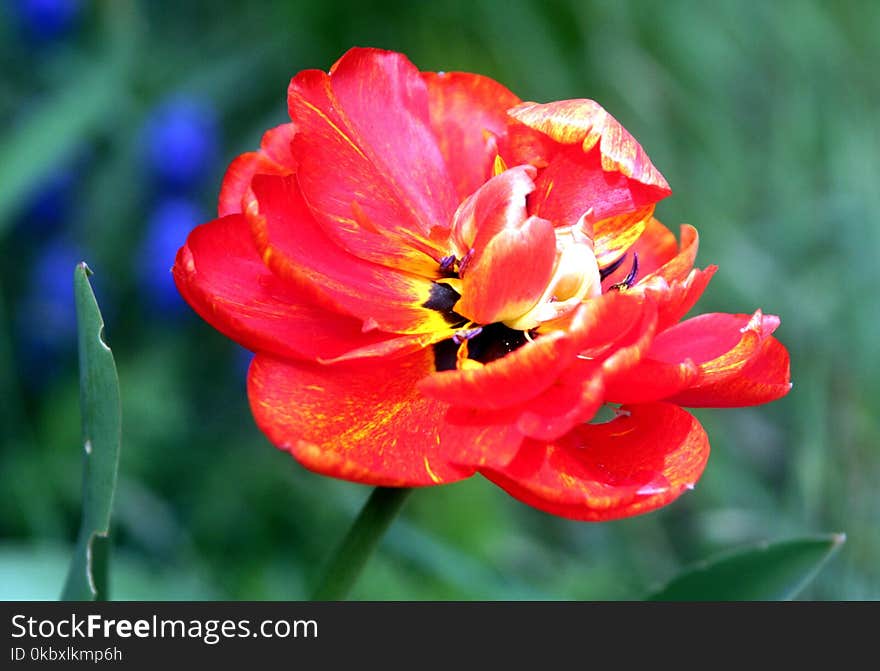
[646,534,845,601]
[60,265,122,600]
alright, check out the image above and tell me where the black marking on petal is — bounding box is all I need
[423,281,460,312]
[466,322,529,364]
[432,322,531,372]
[433,338,458,372]
[599,253,628,280]
[423,282,466,325]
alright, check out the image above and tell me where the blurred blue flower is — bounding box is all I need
[142,95,219,190]
[17,166,76,235]
[11,0,82,44]
[15,239,90,386]
[138,197,204,314]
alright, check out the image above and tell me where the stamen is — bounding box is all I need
[610,253,639,291]
[439,254,457,274]
[458,248,475,277]
[452,325,483,345]
[599,253,628,280]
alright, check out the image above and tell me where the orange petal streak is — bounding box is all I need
[248,350,475,487]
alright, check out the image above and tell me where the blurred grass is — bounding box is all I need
[1,0,877,599]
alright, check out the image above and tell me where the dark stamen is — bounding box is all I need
[623,252,640,287]
[439,254,457,274]
[610,252,640,291]
[599,253,628,280]
[452,326,483,345]
[458,248,475,277]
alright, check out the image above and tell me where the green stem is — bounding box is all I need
[312,487,412,600]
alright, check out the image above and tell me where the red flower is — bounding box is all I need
[174,48,791,521]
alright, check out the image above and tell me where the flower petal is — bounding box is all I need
[481,403,709,521]
[422,71,521,201]
[509,99,671,227]
[603,357,702,404]
[643,310,791,407]
[172,214,412,362]
[509,293,657,441]
[248,174,457,335]
[592,206,655,267]
[288,48,456,271]
[418,330,576,410]
[248,350,482,486]
[643,266,717,332]
[450,164,537,254]
[643,224,699,284]
[514,369,605,441]
[217,123,296,217]
[605,305,783,404]
[649,310,777,375]
[456,215,557,325]
[510,99,670,191]
[668,335,792,407]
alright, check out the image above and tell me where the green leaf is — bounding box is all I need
[61,264,122,601]
[645,534,846,601]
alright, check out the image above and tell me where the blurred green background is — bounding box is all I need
[1,0,878,600]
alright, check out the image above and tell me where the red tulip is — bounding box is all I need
[174,48,791,521]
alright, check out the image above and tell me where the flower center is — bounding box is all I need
[425,164,643,371]
[502,222,602,331]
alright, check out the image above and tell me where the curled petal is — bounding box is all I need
[650,310,777,373]
[510,99,671,227]
[450,164,537,255]
[527,144,662,227]
[172,214,415,362]
[481,403,709,521]
[423,71,521,201]
[509,99,670,191]
[249,351,478,486]
[668,336,791,407]
[606,306,785,405]
[218,123,296,217]
[642,310,791,407]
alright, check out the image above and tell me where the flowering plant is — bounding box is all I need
[174,47,790,522]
